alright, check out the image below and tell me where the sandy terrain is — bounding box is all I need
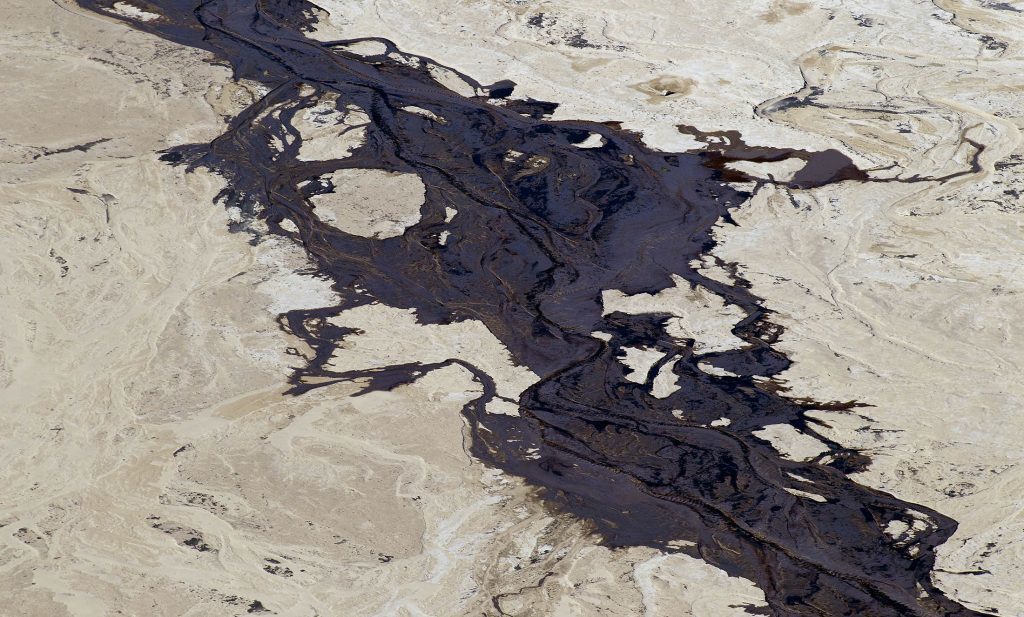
[2,0,1022,615]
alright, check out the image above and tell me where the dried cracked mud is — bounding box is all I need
[2,1,1024,616]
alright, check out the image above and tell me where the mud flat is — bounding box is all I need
[2,0,1023,616]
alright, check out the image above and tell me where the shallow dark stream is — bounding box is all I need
[76,1,984,615]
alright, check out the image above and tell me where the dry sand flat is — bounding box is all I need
[2,0,1023,616]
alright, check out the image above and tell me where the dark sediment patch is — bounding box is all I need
[678,125,869,189]
[75,1,984,615]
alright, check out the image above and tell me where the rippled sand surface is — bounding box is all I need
[2,0,1023,615]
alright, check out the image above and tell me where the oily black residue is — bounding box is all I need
[77,1,984,615]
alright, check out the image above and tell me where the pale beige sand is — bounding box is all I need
[618,346,665,383]
[294,97,369,162]
[4,0,1024,615]
[752,423,831,462]
[311,169,425,239]
[603,276,749,353]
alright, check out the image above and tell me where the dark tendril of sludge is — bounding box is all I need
[75,1,984,615]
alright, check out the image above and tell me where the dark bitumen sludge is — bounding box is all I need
[76,1,985,615]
